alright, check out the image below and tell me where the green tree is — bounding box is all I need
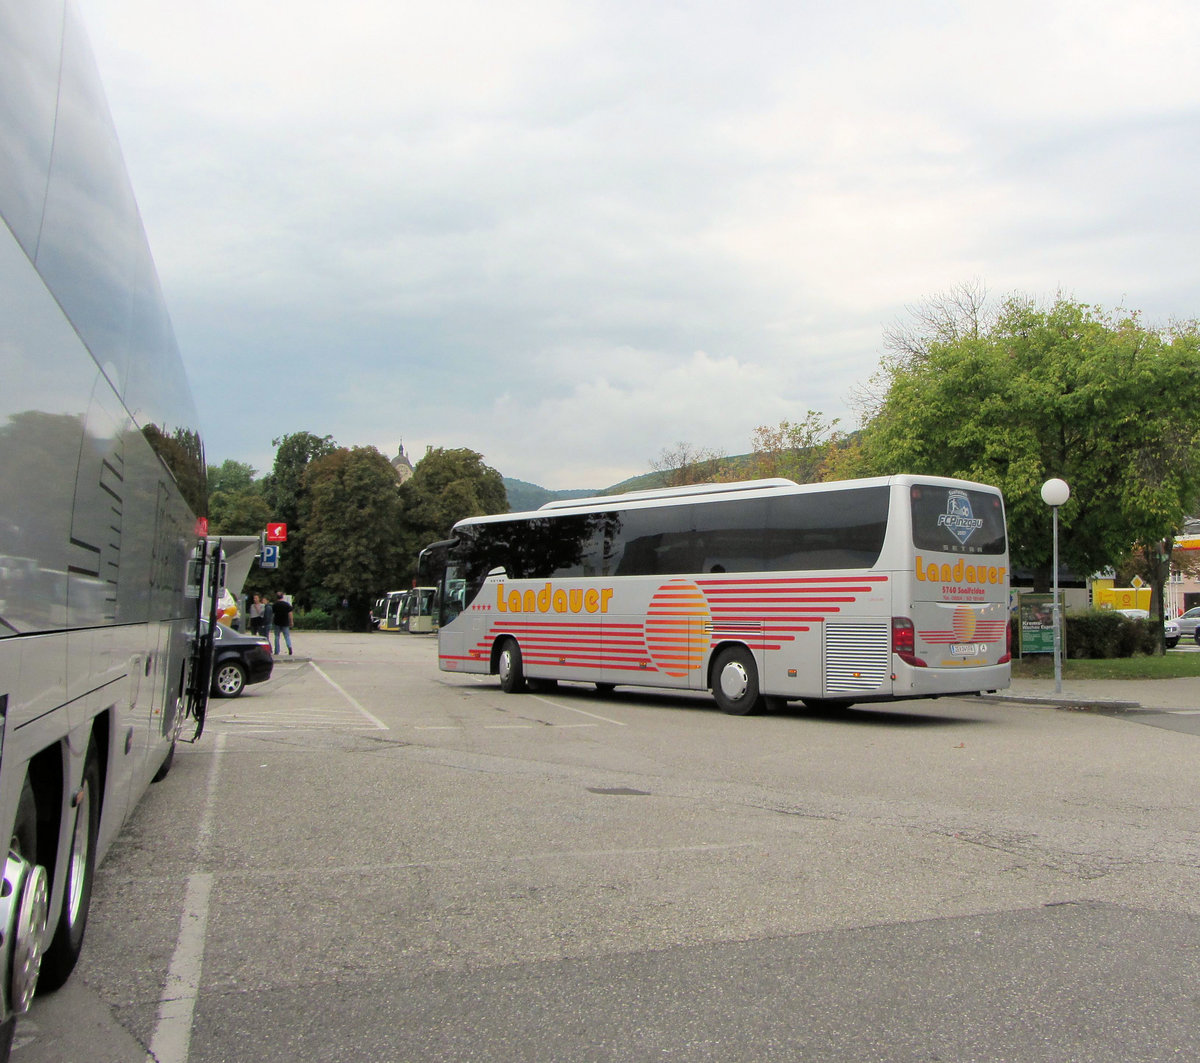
[260,432,338,599]
[302,446,406,630]
[854,293,1200,643]
[397,448,507,582]
[207,459,258,496]
[751,412,842,483]
[205,459,268,537]
[207,489,271,537]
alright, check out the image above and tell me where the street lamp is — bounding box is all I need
[1041,478,1070,693]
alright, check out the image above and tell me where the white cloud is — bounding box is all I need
[80,0,1200,487]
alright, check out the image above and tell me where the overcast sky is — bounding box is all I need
[81,0,1200,489]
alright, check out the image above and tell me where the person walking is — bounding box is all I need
[272,591,294,656]
[261,595,274,643]
[248,593,265,635]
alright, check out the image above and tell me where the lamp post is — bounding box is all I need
[1041,478,1070,694]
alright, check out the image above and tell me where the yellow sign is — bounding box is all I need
[1094,586,1150,611]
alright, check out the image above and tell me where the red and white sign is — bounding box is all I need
[265,523,288,543]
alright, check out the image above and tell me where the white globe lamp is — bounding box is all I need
[1040,478,1070,692]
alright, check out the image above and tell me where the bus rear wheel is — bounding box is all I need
[498,639,526,694]
[38,739,100,992]
[712,646,765,715]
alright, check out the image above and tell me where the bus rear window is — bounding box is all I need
[910,485,1006,555]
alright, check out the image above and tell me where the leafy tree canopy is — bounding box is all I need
[397,448,507,580]
[260,431,338,597]
[207,459,258,496]
[302,446,406,627]
[851,291,1200,590]
[262,432,338,526]
[751,412,843,484]
[207,489,271,537]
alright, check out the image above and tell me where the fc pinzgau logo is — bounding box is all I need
[937,489,984,546]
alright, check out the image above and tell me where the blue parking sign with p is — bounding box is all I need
[261,544,280,569]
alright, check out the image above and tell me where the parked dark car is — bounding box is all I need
[207,620,273,697]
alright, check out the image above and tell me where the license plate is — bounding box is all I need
[950,643,980,656]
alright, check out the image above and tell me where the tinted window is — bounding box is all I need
[453,486,892,596]
[763,489,889,570]
[910,484,1006,555]
[611,505,696,576]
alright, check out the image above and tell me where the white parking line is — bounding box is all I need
[147,732,225,1063]
[310,662,388,729]
[528,694,628,726]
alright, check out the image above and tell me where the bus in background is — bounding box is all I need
[0,1,213,1050]
[428,476,1010,713]
[403,587,439,634]
[375,590,409,631]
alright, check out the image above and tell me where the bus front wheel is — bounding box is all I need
[498,639,527,694]
[712,647,765,715]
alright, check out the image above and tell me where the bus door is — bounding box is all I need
[384,592,407,631]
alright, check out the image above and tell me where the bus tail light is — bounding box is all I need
[892,617,927,667]
[998,618,1012,664]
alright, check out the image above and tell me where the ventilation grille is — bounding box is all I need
[824,622,890,694]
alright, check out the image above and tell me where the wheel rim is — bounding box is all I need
[65,784,91,928]
[217,665,242,694]
[719,660,750,703]
[8,858,48,1012]
[499,648,513,683]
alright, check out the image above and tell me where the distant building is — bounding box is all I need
[1172,516,1200,614]
[390,442,414,484]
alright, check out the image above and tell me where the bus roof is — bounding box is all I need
[536,478,800,510]
[452,474,1003,531]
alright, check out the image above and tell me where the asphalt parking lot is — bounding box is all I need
[17,633,1200,1062]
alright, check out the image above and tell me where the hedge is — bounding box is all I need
[292,608,336,630]
[1064,610,1162,659]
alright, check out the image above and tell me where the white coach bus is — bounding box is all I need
[0,1,216,1051]
[429,476,1010,713]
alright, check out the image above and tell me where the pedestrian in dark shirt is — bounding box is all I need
[272,592,294,655]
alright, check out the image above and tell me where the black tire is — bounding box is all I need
[1195,631,1200,647]
[711,646,765,715]
[38,741,100,993]
[212,660,247,698]
[1166,638,1179,649]
[497,639,526,694]
[151,740,176,783]
[12,777,36,860]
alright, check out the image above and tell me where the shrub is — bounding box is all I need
[292,608,335,630]
[1064,610,1161,659]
